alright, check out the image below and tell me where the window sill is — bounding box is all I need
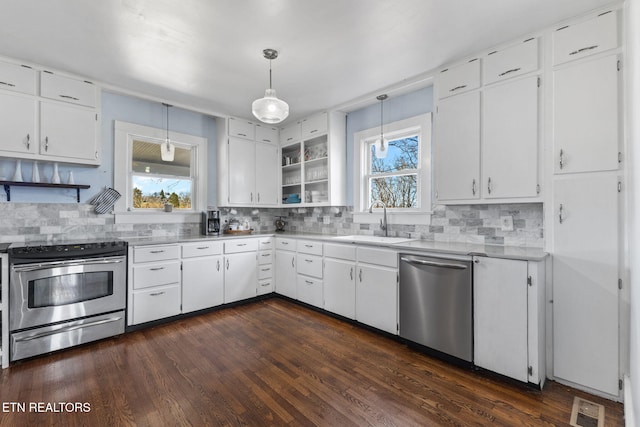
[353,211,432,226]
[114,211,201,224]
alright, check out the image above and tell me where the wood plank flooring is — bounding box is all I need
[0,298,625,426]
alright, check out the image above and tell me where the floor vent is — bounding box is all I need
[570,396,605,427]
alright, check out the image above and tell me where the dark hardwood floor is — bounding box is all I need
[0,298,625,426]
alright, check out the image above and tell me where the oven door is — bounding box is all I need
[10,256,126,331]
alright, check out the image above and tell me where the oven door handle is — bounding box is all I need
[13,316,124,342]
[11,257,125,272]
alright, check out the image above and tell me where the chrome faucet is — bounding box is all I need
[369,200,388,237]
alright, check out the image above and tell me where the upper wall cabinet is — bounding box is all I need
[280,121,301,145]
[553,10,618,65]
[228,117,256,140]
[483,38,538,85]
[0,60,101,166]
[437,59,480,99]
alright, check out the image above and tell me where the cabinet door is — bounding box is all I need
[182,255,223,313]
[224,252,257,303]
[227,137,256,204]
[132,284,182,325]
[40,72,97,107]
[437,59,480,98]
[301,113,327,139]
[255,124,278,144]
[296,275,323,308]
[483,76,539,199]
[434,91,480,201]
[324,258,356,319]
[255,142,279,205]
[280,122,301,145]
[356,264,397,335]
[40,101,98,163]
[275,250,297,299]
[553,55,619,174]
[553,174,619,395]
[0,60,37,95]
[474,257,528,382]
[553,11,618,65]
[0,92,36,155]
[483,39,538,85]
[228,117,255,140]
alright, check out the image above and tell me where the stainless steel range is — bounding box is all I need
[9,241,127,361]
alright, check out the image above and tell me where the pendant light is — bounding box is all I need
[252,48,289,124]
[373,94,388,159]
[160,103,175,162]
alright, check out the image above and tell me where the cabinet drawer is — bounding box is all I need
[224,238,258,253]
[275,238,296,251]
[553,11,618,65]
[297,275,323,308]
[301,113,327,139]
[255,124,278,143]
[133,261,181,290]
[438,59,480,99]
[324,243,356,261]
[258,279,273,295]
[258,264,273,280]
[132,284,181,325]
[40,71,97,107]
[182,241,223,258]
[133,245,180,263]
[297,240,323,256]
[357,247,397,268]
[483,39,538,85]
[258,250,273,265]
[258,237,274,251]
[0,61,36,95]
[297,254,323,278]
[228,117,255,140]
[280,122,301,144]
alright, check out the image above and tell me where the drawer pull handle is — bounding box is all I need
[26,133,30,149]
[238,133,247,137]
[217,259,220,271]
[261,268,270,272]
[350,267,353,281]
[305,244,313,248]
[449,85,467,92]
[196,246,209,250]
[569,45,598,56]
[150,250,165,254]
[281,241,289,245]
[498,67,521,77]
[149,292,165,297]
[0,81,16,87]
[291,257,295,268]
[237,244,247,247]
[59,94,80,101]
[359,268,363,282]
[44,136,49,152]
[305,280,313,285]
[261,282,271,287]
[472,179,476,196]
[262,254,270,257]
[150,267,165,271]
[305,259,313,263]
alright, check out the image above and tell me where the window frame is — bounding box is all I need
[113,120,207,224]
[353,112,432,226]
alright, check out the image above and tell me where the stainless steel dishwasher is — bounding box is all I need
[399,254,473,362]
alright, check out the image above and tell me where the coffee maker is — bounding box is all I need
[202,210,220,235]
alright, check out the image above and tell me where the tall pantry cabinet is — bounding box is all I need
[550,9,622,397]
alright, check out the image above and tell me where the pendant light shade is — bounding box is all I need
[160,103,175,162]
[252,49,289,124]
[373,94,388,159]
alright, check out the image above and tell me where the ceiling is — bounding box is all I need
[0,0,616,123]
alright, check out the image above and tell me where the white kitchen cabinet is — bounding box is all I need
[255,124,278,144]
[474,256,545,385]
[0,91,36,155]
[279,121,301,145]
[296,275,323,308]
[553,54,619,174]
[181,241,224,313]
[255,142,279,205]
[323,256,356,319]
[552,173,619,396]
[40,101,99,163]
[483,38,538,85]
[224,251,258,303]
[482,76,539,199]
[355,247,398,335]
[280,111,346,207]
[227,136,256,205]
[275,243,297,299]
[434,91,481,201]
[131,284,182,325]
[228,117,255,140]
[437,59,481,99]
[552,10,618,65]
[0,60,36,95]
[257,237,274,295]
[40,71,97,108]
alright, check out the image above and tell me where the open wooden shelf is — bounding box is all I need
[0,181,90,203]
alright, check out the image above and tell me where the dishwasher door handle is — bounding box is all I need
[400,257,468,270]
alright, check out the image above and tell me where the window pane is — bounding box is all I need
[132,139,191,177]
[132,175,192,209]
[370,174,417,208]
[370,136,418,174]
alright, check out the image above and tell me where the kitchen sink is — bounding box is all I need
[332,235,416,244]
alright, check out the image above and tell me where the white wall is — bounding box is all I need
[627,0,640,422]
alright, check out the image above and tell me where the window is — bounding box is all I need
[114,121,207,223]
[353,113,431,225]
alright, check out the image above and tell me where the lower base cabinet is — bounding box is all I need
[131,284,182,325]
[182,256,224,313]
[296,275,323,308]
[275,245,297,299]
[224,252,258,303]
[323,256,356,319]
[355,264,398,335]
[473,256,545,385]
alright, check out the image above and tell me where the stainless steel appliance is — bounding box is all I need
[9,241,127,361]
[202,210,220,235]
[399,253,473,362]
